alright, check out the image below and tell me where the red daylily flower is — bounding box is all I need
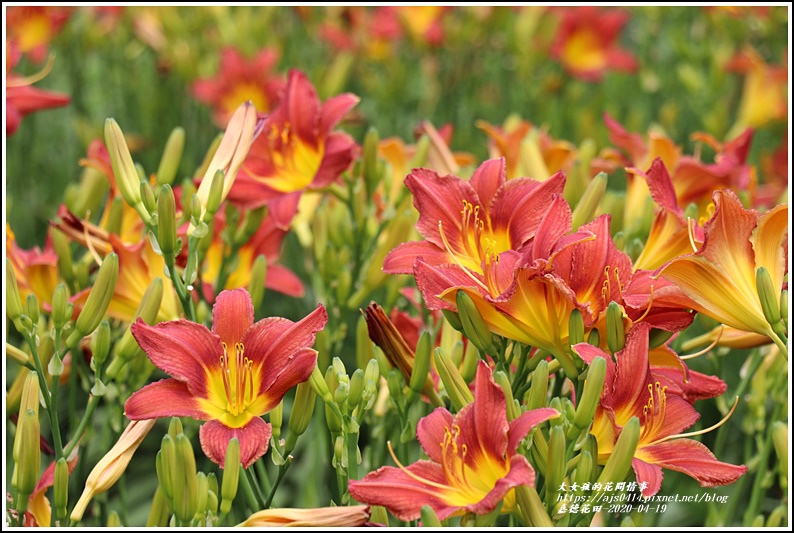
[574,324,747,497]
[125,288,327,467]
[348,361,557,521]
[550,7,637,82]
[6,7,71,63]
[393,6,446,46]
[192,46,285,127]
[5,40,70,136]
[230,70,359,229]
[319,6,403,60]
[384,157,565,275]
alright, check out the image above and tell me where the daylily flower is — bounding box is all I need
[5,40,70,136]
[757,132,788,208]
[6,224,60,309]
[125,288,327,467]
[348,361,557,521]
[549,7,637,81]
[574,324,747,497]
[230,70,359,229]
[6,7,71,63]
[319,6,403,60]
[658,189,788,347]
[238,505,371,527]
[384,157,565,275]
[192,46,285,127]
[725,47,788,130]
[393,6,446,46]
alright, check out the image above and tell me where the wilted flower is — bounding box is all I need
[238,505,371,527]
[125,288,327,467]
[349,362,557,520]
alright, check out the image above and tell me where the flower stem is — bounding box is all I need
[263,460,292,509]
[25,333,64,459]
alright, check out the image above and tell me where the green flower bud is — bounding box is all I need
[147,487,170,527]
[336,270,352,304]
[767,505,787,528]
[606,302,626,354]
[527,360,549,410]
[333,435,346,469]
[189,194,203,227]
[588,417,640,506]
[234,206,267,245]
[648,328,674,349]
[362,127,380,196]
[587,328,600,347]
[7,344,31,367]
[573,450,594,487]
[493,370,519,421]
[107,277,164,378]
[51,283,71,329]
[571,172,607,230]
[168,417,184,439]
[409,331,433,395]
[460,340,479,383]
[206,472,219,514]
[195,472,208,520]
[50,229,75,286]
[348,368,365,409]
[364,358,380,386]
[204,170,225,221]
[288,382,316,440]
[91,320,112,369]
[442,308,464,332]
[456,291,494,353]
[157,127,185,186]
[309,364,334,405]
[518,485,553,527]
[25,293,39,326]
[173,433,198,522]
[355,316,374,373]
[157,437,176,502]
[107,510,121,527]
[140,181,157,218]
[6,261,24,326]
[569,309,585,347]
[780,290,788,329]
[386,368,405,409]
[756,266,781,326]
[581,434,598,465]
[772,421,788,488]
[270,401,283,440]
[104,119,145,215]
[14,409,41,496]
[546,426,566,508]
[370,505,390,526]
[220,438,240,515]
[420,505,442,527]
[207,489,218,516]
[434,347,473,410]
[53,457,69,520]
[68,253,119,347]
[104,197,125,236]
[247,254,268,312]
[157,185,178,256]
[571,356,606,432]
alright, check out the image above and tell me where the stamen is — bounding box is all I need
[649,396,740,445]
[386,441,458,492]
[635,284,655,323]
[680,326,723,360]
[438,220,490,293]
[83,211,104,267]
[6,54,57,87]
[687,218,698,253]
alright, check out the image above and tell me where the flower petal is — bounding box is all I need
[124,379,209,420]
[751,202,788,292]
[383,240,453,275]
[466,455,536,516]
[268,190,303,230]
[199,416,272,468]
[468,158,506,213]
[320,93,360,134]
[631,457,664,497]
[212,288,254,345]
[257,347,318,413]
[265,264,305,297]
[507,408,559,455]
[313,131,358,188]
[130,319,221,396]
[416,407,454,463]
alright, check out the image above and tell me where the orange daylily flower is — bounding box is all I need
[393,6,446,46]
[6,224,60,309]
[726,47,788,130]
[6,6,71,63]
[550,7,637,82]
[319,6,403,60]
[659,189,788,348]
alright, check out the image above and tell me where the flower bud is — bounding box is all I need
[68,253,119,348]
[648,328,674,349]
[771,421,788,488]
[71,419,156,522]
[493,370,519,421]
[571,172,607,231]
[767,506,787,528]
[157,184,178,256]
[587,416,639,506]
[420,505,442,527]
[333,435,346,469]
[573,450,594,487]
[348,368,365,408]
[365,303,414,382]
[434,347,473,410]
[409,331,433,395]
[107,510,121,527]
[157,127,185,186]
[606,302,626,354]
[140,180,157,217]
[756,266,781,326]
[270,401,283,440]
[104,119,146,218]
[362,127,380,196]
[568,309,585,347]
[51,283,71,329]
[26,293,40,326]
[207,473,219,515]
[107,278,164,378]
[460,339,479,383]
[204,170,225,221]
[172,433,198,522]
[238,505,372,527]
[287,382,316,448]
[7,344,31,367]
[91,320,112,369]
[780,290,788,329]
[546,425,566,507]
[6,260,25,325]
[105,197,125,236]
[220,438,240,514]
[53,457,70,520]
[456,291,494,353]
[195,472,208,521]
[571,355,606,432]
[14,409,41,497]
[587,328,600,347]
[386,368,405,409]
[441,308,464,332]
[527,359,549,410]
[50,229,76,286]
[309,363,334,405]
[247,254,268,311]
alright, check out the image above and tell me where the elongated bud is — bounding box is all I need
[442,308,464,332]
[50,229,76,285]
[147,489,170,528]
[527,360,549,410]
[573,451,594,487]
[104,119,145,215]
[158,185,178,256]
[568,309,584,347]
[460,340,479,382]
[157,127,185,186]
[234,207,268,245]
[587,328,600,347]
[189,195,202,226]
[25,293,39,326]
[72,419,156,522]
[270,401,283,440]
[168,417,184,438]
[6,260,24,322]
[204,170,225,220]
[51,283,71,329]
[140,181,157,216]
[220,438,240,514]
[348,368,365,408]
[588,417,640,506]
[571,356,606,432]
[107,278,164,377]
[156,450,173,505]
[91,320,112,369]
[434,347,473,410]
[20,371,41,418]
[248,255,268,311]
[287,382,316,451]
[356,315,374,372]
[756,267,781,326]
[420,505,442,527]
[195,472,208,520]
[68,253,119,347]
[767,506,787,527]
[105,197,125,236]
[324,368,343,434]
[456,291,493,352]
[571,172,607,230]
[106,510,121,527]
[648,328,674,349]
[606,302,626,354]
[173,433,198,522]
[386,369,405,408]
[207,472,219,514]
[362,127,380,195]
[546,426,566,508]
[780,290,788,329]
[54,457,69,520]
[7,344,31,366]
[14,409,41,496]
[771,421,788,488]
[365,303,414,382]
[309,364,334,404]
[409,331,433,394]
[494,370,519,421]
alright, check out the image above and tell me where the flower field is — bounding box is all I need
[4,5,790,528]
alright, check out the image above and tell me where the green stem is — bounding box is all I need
[63,395,100,458]
[714,350,763,458]
[769,328,788,359]
[346,432,358,494]
[25,334,64,459]
[742,405,778,525]
[245,467,267,509]
[238,464,260,512]
[214,242,240,296]
[263,461,292,509]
